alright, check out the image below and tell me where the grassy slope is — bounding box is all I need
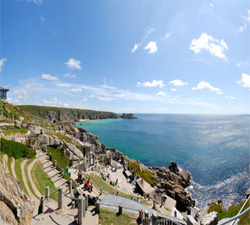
[99,208,136,225]
[3,128,28,136]
[15,158,29,197]
[31,161,58,201]
[7,157,13,176]
[208,200,250,224]
[24,158,39,199]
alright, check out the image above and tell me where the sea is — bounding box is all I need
[76,114,250,208]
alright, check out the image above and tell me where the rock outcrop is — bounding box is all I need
[149,162,195,212]
[0,164,34,225]
[121,113,137,119]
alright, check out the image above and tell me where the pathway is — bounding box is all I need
[28,157,42,199]
[11,157,17,179]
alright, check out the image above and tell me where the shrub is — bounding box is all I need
[0,138,35,159]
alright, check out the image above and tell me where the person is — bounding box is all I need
[115,179,118,185]
[137,198,140,203]
[116,192,119,196]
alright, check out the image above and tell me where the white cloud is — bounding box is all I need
[43,97,59,105]
[144,41,158,54]
[41,74,58,81]
[65,58,82,70]
[156,91,166,96]
[131,44,139,53]
[239,23,247,32]
[226,96,236,100]
[192,81,223,95]
[236,61,250,67]
[27,0,42,6]
[70,88,82,93]
[81,98,88,102]
[190,33,228,61]
[209,3,214,8]
[98,97,113,101]
[238,73,250,88]
[40,15,45,24]
[63,73,76,78]
[161,32,172,40]
[171,88,177,92]
[89,95,95,98]
[0,58,7,72]
[137,80,165,88]
[169,79,188,86]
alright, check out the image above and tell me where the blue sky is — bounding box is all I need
[0,0,249,114]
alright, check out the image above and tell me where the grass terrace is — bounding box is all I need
[15,158,29,197]
[31,161,58,201]
[24,158,39,199]
[3,128,28,136]
[7,157,13,176]
[99,208,136,225]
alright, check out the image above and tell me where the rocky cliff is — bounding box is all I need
[0,164,34,225]
[19,105,120,124]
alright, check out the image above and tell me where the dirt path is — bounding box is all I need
[11,157,17,179]
[27,157,42,199]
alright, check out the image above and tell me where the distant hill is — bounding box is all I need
[18,105,120,123]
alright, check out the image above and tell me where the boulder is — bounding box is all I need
[0,164,34,225]
[65,142,83,159]
[28,123,43,136]
[38,134,50,147]
[14,120,22,129]
[200,211,218,225]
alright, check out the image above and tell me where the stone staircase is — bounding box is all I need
[37,151,69,193]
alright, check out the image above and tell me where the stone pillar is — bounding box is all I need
[152,211,158,225]
[153,198,156,209]
[85,195,88,211]
[62,168,64,176]
[46,186,50,200]
[161,196,164,207]
[58,188,63,209]
[54,160,57,168]
[78,196,83,225]
[118,204,123,215]
[82,197,86,216]
[69,179,73,194]
[139,209,144,222]
[72,201,75,209]
[174,210,177,217]
[96,200,100,214]
[143,209,150,225]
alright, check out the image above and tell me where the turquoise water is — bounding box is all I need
[76,114,250,207]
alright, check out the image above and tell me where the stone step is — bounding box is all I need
[44,165,54,173]
[62,185,69,193]
[54,179,67,189]
[47,169,60,178]
[40,158,49,164]
[51,174,62,183]
[43,161,53,169]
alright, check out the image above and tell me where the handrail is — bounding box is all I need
[218,204,250,225]
[230,195,250,225]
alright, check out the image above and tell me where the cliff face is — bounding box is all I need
[19,105,120,123]
[0,164,34,225]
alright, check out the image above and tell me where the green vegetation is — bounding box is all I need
[0,138,35,159]
[7,157,13,176]
[46,131,78,145]
[15,158,29,197]
[208,200,250,224]
[127,160,154,185]
[3,128,28,136]
[19,105,119,121]
[31,161,58,201]
[86,174,131,198]
[24,159,39,199]
[0,151,3,164]
[0,100,30,121]
[99,208,136,225]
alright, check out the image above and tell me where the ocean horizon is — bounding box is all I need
[76,113,250,208]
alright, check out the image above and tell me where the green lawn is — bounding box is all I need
[24,158,39,199]
[31,161,58,201]
[7,157,13,176]
[99,208,136,225]
[86,174,132,198]
[208,200,250,224]
[3,128,28,136]
[15,158,29,197]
